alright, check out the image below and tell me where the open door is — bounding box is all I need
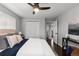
[46,20,58,48]
[52,20,57,45]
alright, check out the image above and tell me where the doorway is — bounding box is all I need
[46,20,58,48]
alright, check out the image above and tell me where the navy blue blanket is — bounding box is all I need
[0,39,28,56]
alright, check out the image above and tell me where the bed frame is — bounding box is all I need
[0,29,16,35]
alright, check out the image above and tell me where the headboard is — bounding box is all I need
[0,29,16,50]
[0,29,16,36]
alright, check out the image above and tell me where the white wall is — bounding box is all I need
[57,15,68,47]
[57,5,79,47]
[0,11,16,29]
[21,18,46,39]
[0,4,22,32]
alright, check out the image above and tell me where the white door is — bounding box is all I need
[24,22,40,38]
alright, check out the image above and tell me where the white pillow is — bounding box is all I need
[16,35,23,43]
[6,35,18,48]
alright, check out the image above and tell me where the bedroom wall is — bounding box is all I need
[57,5,79,47]
[21,18,46,39]
[0,11,16,30]
[0,4,22,32]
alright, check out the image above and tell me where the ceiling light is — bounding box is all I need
[33,7,39,13]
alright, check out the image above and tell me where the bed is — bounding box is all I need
[0,37,55,56]
[0,39,28,56]
[16,38,55,56]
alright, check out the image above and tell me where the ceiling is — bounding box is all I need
[1,3,79,19]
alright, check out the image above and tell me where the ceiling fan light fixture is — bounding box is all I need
[28,3,51,14]
[33,7,39,13]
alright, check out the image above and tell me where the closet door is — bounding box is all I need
[24,22,40,38]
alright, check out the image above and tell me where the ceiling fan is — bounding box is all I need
[28,3,51,14]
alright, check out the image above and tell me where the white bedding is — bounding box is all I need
[16,38,55,56]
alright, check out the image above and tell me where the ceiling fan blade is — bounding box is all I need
[34,3,39,5]
[34,3,39,7]
[28,3,34,7]
[39,7,51,10]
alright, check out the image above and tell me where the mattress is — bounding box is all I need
[16,38,55,56]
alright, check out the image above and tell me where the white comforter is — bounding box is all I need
[16,38,55,56]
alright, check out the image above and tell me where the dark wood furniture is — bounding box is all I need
[62,37,79,56]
